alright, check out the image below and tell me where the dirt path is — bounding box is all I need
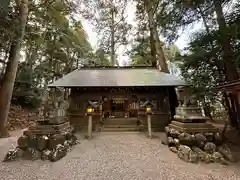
[0,132,240,180]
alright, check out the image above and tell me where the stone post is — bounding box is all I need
[147,114,152,139]
[88,115,92,139]
[145,105,153,139]
[86,105,95,139]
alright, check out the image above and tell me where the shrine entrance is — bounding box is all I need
[111,96,128,118]
[102,94,139,131]
[102,94,140,119]
[102,95,128,118]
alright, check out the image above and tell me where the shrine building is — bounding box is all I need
[48,66,186,132]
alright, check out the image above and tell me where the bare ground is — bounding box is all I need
[0,132,240,180]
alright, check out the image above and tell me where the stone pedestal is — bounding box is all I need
[170,86,218,133]
[4,88,78,162]
[23,122,74,136]
[169,106,218,133]
[161,86,237,165]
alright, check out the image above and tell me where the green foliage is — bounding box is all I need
[131,0,239,119]
[0,0,239,115]
[12,88,42,109]
[0,0,95,109]
[80,0,132,65]
[175,0,240,112]
[129,34,181,69]
[94,48,111,66]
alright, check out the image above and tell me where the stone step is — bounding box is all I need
[103,124,139,128]
[141,127,163,132]
[102,127,140,132]
[104,118,138,125]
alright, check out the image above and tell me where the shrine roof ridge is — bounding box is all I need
[78,66,156,69]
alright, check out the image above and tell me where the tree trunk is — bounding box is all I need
[110,4,115,66]
[213,0,238,81]
[0,49,9,82]
[213,0,239,128]
[0,0,29,137]
[144,0,169,73]
[26,47,37,88]
[149,29,157,67]
[144,0,178,120]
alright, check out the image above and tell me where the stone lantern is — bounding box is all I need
[141,100,154,138]
[86,105,94,139]
[86,100,102,139]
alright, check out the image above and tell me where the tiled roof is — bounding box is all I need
[48,67,186,87]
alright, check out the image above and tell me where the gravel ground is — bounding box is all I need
[0,132,240,180]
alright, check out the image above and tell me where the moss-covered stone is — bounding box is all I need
[177,145,192,162]
[169,146,178,153]
[204,142,216,154]
[168,137,175,147]
[37,135,48,151]
[219,144,237,162]
[41,149,52,160]
[23,148,41,160]
[17,135,28,149]
[48,134,65,150]
[49,144,67,162]
[179,133,196,146]
[3,148,20,162]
